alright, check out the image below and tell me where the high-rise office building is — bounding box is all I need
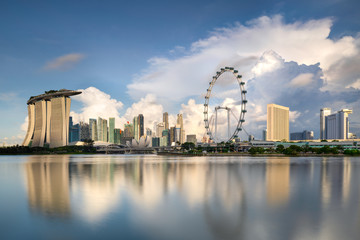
[79,122,90,141]
[133,116,139,141]
[320,108,331,139]
[97,117,108,142]
[170,126,176,145]
[262,129,267,141]
[69,117,80,142]
[138,114,144,138]
[102,119,108,142]
[156,122,165,138]
[163,112,169,130]
[152,137,160,147]
[22,89,81,148]
[114,128,122,144]
[176,113,185,143]
[97,117,104,142]
[124,123,134,138]
[175,124,181,144]
[133,114,144,141]
[267,104,289,141]
[162,129,170,146]
[109,117,115,143]
[146,128,152,137]
[325,109,352,140]
[89,118,97,141]
[290,130,314,140]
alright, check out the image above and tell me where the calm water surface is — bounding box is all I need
[0,155,359,240]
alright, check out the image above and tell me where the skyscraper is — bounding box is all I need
[290,130,314,140]
[102,119,108,142]
[114,128,122,144]
[124,123,134,138]
[109,117,115,143]
[133,116,139,141]
[22,89,81,148]
[163,112,169,130]
[175,124,181,144]
[176,113,185,143]
[138,114,144,138]
[97,117,104,142]
[162,129,170,146]
[79,122,90,141]
[325,109,352,139]
[146,128,152,137]
[320,108,331,139]
[170,126,176,145]
[97,117,108,142]
[69,117,80,142]
[89,118,97,141]
[156,122,165,138]
[262,129,267,141]
[267,104,289,141]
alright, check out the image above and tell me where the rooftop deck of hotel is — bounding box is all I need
[27,89,81,105]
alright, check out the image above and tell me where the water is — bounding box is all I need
[0,155,359,240]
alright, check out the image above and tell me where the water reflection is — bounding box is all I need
[266,158,290,206]
[21,155,360,239]
[25,155,70,217]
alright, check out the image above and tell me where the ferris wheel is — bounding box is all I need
[203,67,247,143]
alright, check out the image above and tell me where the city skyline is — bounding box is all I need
[1,0,360,145]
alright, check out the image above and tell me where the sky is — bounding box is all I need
[0,0,360,145]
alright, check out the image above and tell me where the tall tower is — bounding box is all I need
[109,117,115,143]
[138,114,144,138]
[97,117,104,142]
[163,112,169,130]
[267,104,289,141]
[176,113,185,143]
[22,89,81,148]
[320,108,331,140]
[89,118,97,141]
[325,109,352,139]
[102,119,108,142]
[133,116,139,141]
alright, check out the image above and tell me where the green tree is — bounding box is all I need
[181,142,195,150]
[276,144,285,153]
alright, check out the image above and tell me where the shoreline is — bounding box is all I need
[0,152,358,157]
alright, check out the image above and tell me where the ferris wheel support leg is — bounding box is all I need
[215,109,218,141]
[227,109,230,140]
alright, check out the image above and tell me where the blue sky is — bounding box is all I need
[1,0,360,144]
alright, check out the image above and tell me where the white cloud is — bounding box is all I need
[120,94,164,129]
[128,15,360,102]
[252,50,284,77]
[21,116,28,132]
[290,73,314,87]
[180,99,206,140]
[43,53,85,70]
[126,15,360,138]
[70,87,124,126]
[289,111,301,123]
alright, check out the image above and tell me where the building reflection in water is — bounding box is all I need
[25,155,70,217]
[203,161,246,240]
[70,158,123,223]
[22,155,360,239]
[266,158,290,207]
